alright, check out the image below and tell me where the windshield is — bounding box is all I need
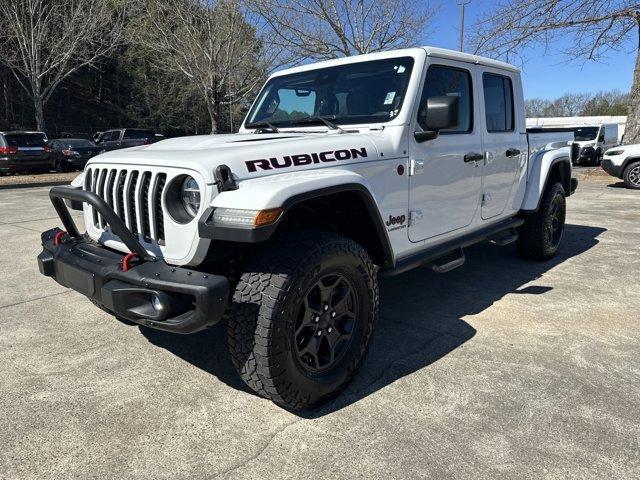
[574,127,599,141]
[61,139,96,147]
[246,57,415,128]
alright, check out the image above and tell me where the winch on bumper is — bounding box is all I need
[37,186,229,333]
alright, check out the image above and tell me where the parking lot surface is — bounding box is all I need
[0,175,638,479]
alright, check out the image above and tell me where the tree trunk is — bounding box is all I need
[33,94,46,132]
[207,101,218,134]
[624,20,640,145]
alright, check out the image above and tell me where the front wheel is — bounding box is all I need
[227,230,378,410]
[623,161,640,190]
[517,182,566,261]
[594,149,603,166]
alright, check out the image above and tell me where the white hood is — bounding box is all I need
[87,131,383,183]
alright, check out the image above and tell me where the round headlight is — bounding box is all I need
[181,176,201,218]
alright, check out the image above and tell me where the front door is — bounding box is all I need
[408,62,482,242]
[478,69,527,219]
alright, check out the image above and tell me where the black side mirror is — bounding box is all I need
[414,96,460,143]
[598,135,604,142]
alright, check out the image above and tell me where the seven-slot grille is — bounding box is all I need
[84,167,167,244]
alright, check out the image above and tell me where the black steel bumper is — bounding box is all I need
[601,159,622,178]
[37,187,230,334]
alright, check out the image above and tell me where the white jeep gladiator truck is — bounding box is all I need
[38,47,578,410]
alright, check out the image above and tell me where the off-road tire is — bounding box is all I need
[517,182,566,261]
[227,230,378,410]
[623,161,640,190]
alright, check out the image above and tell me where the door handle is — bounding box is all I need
[506,148,521,157]
[464,152,484,163]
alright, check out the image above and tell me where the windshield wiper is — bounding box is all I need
[245,120,280,133]
[289,116,344,132]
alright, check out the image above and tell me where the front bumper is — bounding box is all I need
[601,159,623,178]
[578,147,596,163]
[37,187,230,334]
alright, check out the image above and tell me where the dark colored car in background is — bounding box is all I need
[48,138,102,172]
[0,131,51,174]
[95,128,157,152]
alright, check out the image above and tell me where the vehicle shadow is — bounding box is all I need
[607,182,629,189]
[140,223,606,416]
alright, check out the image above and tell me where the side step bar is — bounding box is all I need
[383,217,524,277]
[427,247,465,273]
[488,227,519,246]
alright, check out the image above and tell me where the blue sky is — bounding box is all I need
[425,1,637,100]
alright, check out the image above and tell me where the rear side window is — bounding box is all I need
[4,134,46,147]
[418,65,473,134]
[102,131,118,141]
[124,129,154,139]
[483,73,514,132]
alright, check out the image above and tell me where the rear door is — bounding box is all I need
[408,61,483,241]
[478,69,527,220]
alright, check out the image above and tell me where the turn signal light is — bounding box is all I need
[212,207,283,228]
[254,208,283,226]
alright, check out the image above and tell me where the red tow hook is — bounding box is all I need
[121,252,140,272]
[53,230,67,246]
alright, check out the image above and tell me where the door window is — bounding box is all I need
[482,73,514,132]
[418,65,473,134]
[103,131,118,141]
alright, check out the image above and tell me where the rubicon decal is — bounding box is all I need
[246,147,368,172]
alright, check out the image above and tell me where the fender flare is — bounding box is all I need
[621,156,640,173]
[198,173,394,267]
[521,147,572,212]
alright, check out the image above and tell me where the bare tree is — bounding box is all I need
[247,0,434,61]
[137,0,273,134]
[469,1,640,144]
[525,98,553,117]
[0,0,125,131]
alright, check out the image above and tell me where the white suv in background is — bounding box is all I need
[602,145,640,189]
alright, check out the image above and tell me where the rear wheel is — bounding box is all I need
[54,159,66,173]
[623,161,640,190]
[227,230,378,410]
[517,182,566,261]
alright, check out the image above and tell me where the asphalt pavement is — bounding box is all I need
[0,175,638,479]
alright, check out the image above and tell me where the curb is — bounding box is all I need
[0,180,71,191]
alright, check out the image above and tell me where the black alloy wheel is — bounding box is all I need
[294,273,358,373]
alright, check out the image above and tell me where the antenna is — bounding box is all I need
[456,0,472,52]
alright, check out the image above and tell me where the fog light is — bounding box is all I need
[152,295,164,312]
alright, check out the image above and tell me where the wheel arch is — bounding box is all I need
[200,174,395,268]
[522,147,572,212]
[622,156,640,172]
